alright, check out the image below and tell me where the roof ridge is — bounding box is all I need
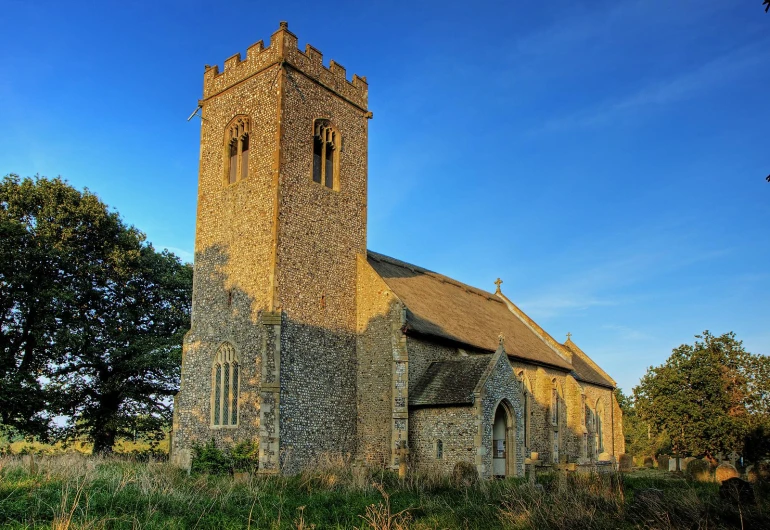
[564,339,616,387]
[494,291,574,364]
[367,250,501,302]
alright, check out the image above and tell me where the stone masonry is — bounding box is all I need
[171,22,624,478]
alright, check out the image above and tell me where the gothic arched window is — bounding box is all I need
[212,343,240,427]
[225,116,250,185]
[312,119,340,190]
[596,398,605,453]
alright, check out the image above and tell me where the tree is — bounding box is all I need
[634,331,770,461]
[0,175,192,451]
[615,388,671,458]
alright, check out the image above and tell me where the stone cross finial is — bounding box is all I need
[498,333,505,346]
[494,278,503,294]
[566,332,572,341]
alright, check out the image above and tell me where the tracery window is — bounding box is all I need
[212,342,239,427]
[596,399,605,453]
[312,119,339,190]
[586,407,596,459]
[225,116,250,185]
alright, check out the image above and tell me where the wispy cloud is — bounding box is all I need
[534,43,768,133]
[515,220,734,320]
[602,324,652,341]
[518,294,616,320]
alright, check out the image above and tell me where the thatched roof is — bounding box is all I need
[563,339,616,388]
[367,251,574,372]
[409,356,492,406]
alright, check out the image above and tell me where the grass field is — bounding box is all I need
[0,455,767,529]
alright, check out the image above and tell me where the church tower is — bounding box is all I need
[172,22,370,473]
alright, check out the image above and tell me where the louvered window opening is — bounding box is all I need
[226,117,250,185]
[312,119,339,189]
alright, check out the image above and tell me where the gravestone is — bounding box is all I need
[715,463,740,483]
[524,453,542,486]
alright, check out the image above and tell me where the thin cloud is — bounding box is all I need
[535,43,768,133]
[602,324,653,341]
[518,294,617,320]
[515,225,734,320]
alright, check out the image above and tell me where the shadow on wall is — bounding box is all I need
[174,244,365,474]
[172,245,619,474]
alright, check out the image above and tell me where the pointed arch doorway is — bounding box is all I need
[492,400,516,477]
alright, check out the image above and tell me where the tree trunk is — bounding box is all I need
[92,429,116,454]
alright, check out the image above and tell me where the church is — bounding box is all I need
[171,22,624,478]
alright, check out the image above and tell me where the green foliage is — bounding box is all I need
[634,331,770,461]
[190,439,231,475]
[190,438,259,475]
[615,388,671,458]
[230,439,259,472]
[744,423,770,463]
[0,174,193,451]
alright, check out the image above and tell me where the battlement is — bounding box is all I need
[203,21,368,110]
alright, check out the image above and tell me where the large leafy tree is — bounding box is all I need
[615,388,671,458]
[0,175,192,451]
[634,331,770,460]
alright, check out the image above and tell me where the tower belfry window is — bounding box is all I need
[240,134,249,181]
[225,116,250,185]
[312,119,339,190]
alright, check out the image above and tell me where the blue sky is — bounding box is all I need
[2,0,768,395]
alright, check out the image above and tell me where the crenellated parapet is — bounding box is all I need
[203,21,368,110]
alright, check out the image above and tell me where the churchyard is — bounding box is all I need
[1,451,768,529]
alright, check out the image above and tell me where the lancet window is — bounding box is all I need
[212,342,239,427]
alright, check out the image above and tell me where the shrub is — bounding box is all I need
[230,440,259,472]
[451,461,478,487]
[643,456,654,468]
[685,458,712,482]
[190,438,259,475]
[190,438,232,475]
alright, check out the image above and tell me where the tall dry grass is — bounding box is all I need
[1,454,768,529]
